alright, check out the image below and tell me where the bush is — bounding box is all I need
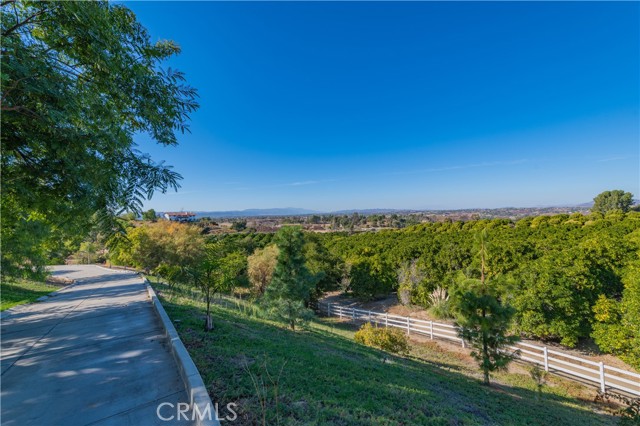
[427,287,454,319]
[354,322,409,356]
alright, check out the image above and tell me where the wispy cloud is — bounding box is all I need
[384,159,529,176]
[287,180,321,186]
[268,178,339,188]
[597,156,631,163]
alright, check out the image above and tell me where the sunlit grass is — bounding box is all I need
[149,277,619,426]
[0,278,59,311]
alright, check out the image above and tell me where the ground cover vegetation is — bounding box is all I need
[150,276,624,425]
[0,278,61,311]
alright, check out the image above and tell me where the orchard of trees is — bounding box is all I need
[100,202,640,370]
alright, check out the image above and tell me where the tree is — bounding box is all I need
[455,287,519,385]
[142,209,157,222]
[120,212,138,221]
[231,221,247,232]
[453,230,519,385]
[190,243,245,331]
[592,190,634,214]
[263,227,316,330]
[396,259,425,305]
[247,244,279,296]
[1,1,198,278]
[304,234,342,300]
[591,231,640,369]
[108,221,204,274]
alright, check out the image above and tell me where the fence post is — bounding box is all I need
[461,338,465,348]
[429,321,433,339]
[543,347,549,372]
[327,303,331,317]
[338,306,342,319]
[368,310,372,323]
[385,313,388,328]
[407,317,410,336]
[599,362,606,393]
[352,308,355,320]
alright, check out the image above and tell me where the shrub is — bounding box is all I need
[396,260,425,305]
[354,322,409,356]
[427,287,453,319]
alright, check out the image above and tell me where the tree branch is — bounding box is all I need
[2,7,47,37]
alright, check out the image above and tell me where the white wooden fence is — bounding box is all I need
[317,301,640,397]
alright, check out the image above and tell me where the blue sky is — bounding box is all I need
[128,1,639,212]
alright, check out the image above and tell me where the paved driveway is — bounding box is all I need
[1,265,192,425]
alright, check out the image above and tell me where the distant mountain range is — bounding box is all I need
[161,200,639,219]
[161,207,412,219]
[187,208,319,219]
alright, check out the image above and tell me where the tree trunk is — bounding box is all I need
[204,290,213,331]
[482,307,490,385]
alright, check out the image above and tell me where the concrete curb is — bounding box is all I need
[144,279,220,426]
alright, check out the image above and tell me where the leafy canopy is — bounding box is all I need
[1,0,198,277]
[592,190,634,214]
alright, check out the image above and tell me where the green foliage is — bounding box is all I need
[529,365,548,400]
[303,233,343,300]
[263,227,317,330]
[163,287,616,426]
[342,257,395,300]
[142,209,157,222]
[319,212,640,349]
[231,220,247,231]
[454,281,520,385]
[354,322,410,356]
[396,260,426,305]
[195,243,246,330]
[110,221,205,273]
[247,244,279,296]
[511,258,597,347]
[593,190,634,214]
[120,212,138,221]
[427,287,453,319]
[591,238,640,369]
[1,0,197,278]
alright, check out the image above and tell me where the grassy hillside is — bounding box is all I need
[154,281,619,426]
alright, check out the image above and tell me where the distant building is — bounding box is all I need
[163,212,196,222]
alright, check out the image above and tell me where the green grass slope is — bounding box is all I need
[155,285,617,426]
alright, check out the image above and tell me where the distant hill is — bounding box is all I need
[161,201,640,220]
[188,208,320,219]
[331,208,414,215]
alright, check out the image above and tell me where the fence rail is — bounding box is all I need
[316,301,640,397]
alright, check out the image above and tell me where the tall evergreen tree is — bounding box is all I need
[454,229,519,385]
[264,227,316,330]
[456,289,519,385]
